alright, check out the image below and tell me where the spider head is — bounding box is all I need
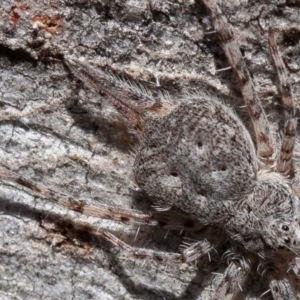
[254,179,300,256]
[227,179,300,257]
[269,218,300,255]
[267,220,300,254]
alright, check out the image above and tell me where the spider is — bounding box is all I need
[0,0,299,299]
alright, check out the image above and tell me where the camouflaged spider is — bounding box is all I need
[0,0,299,299]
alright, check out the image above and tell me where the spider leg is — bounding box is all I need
[202,0,274,158]
[98,230,213,263]
[65,57,170,136]
[65,57,143,133]
[290,257,300,277]
[208,262,248,300]
[0,166,203,231]
[267,271,296,300]
[23,200,213,264]
[179,239,214,263]
[268,28,296,174]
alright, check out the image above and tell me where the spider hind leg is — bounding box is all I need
[65,57,171,136]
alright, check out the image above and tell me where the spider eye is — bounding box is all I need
[284,237,290,244]
[282,225,289,231]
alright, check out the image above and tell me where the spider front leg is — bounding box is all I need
[267,271,296,300]
[207,261,249,300]
[100,230,213,264]
[268,28,296,174]
[202,0,274,158]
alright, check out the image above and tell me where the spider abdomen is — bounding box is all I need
[134,96,258,220]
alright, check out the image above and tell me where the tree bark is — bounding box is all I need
[0,0,299,299]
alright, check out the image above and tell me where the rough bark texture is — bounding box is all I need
[0,0,300,299]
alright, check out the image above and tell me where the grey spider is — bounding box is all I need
[0,0,299,299]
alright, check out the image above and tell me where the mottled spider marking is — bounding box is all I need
[0,1,299,300]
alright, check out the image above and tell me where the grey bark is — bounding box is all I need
[0,0,299,299]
